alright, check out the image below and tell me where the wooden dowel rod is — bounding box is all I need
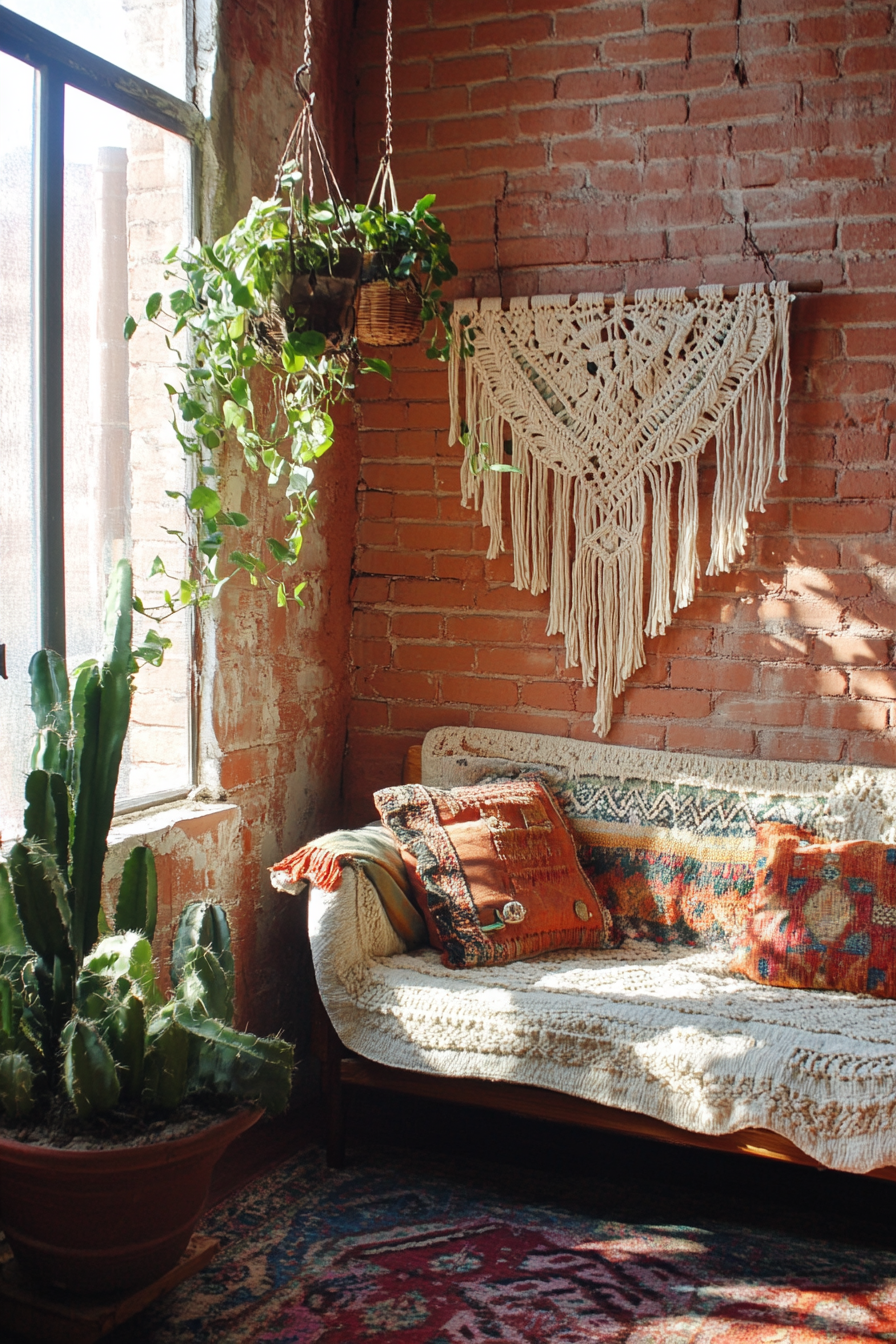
[496,280,822,309]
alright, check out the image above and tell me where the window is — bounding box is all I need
[0,3,203,837]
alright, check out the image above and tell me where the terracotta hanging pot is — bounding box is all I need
[0,1106,260,1295]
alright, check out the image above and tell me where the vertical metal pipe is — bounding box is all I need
[34,66,66,657]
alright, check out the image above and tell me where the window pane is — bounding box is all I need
[63,85,192,803]
[0,53,40,841]
[6,0,188,101]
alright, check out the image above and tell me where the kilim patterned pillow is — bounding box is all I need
[579,827,764,947]
[373,779,614,969]
[536,772,820,948]
[731,823,896,997]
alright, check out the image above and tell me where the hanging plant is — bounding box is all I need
[353,178,457,354]
[124,2,462,620]
[123,58,392,618]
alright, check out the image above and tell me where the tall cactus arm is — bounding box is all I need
[172,1006,294,1116]
[69,661,99,802]
[101,559,134,676]
[101,985,145,1102]
[170,903,234,1020]
[114,846,158,942]
[23,770,71,877]
[175,945,233,1024]
[70,665,132,959]
[8,842,73,968]
[83,932,163,1009]
[0,864,27,954]
[0,1052,35,1119]
[29,649,71,780]
[142,1013,189,1110]
[62,1018,120,1118]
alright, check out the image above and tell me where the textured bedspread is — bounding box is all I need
[305,727,896,1176]
[310,864,896,1175]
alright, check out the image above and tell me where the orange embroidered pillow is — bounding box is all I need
[373,779,614,969]
[730,823,896,996]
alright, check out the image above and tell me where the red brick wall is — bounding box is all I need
[210,0,358,1038]
[343,0,896,825]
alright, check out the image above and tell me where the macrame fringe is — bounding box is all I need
[449,283,793,737]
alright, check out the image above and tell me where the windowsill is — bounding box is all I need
[108,796,239,847]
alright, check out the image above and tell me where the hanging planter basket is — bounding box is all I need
[260,71,362,355]
[357,248,423,347]
[280,245,364,352]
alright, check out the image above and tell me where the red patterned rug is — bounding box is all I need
[117,1145,896,1342]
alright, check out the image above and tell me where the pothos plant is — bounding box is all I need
[125,164,463,621]
[352,193,464,362]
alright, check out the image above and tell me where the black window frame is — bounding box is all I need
[0,3,206,809]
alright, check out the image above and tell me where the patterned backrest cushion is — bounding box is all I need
[490,772,821,947]
[731,823,896,996]
[373,779,614,969]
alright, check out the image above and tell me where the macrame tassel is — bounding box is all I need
[673,455,700,611]
[774,280,792,481]
[547,471,573,637]
[510,435,532,589]
[452,283,792,737]
[645,462,673,639]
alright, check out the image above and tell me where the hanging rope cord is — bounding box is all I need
[367,0,399,212]
[275,0,355,242]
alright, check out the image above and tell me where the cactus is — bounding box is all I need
[62,1018,121,1118]
[114,846,158,943]
[0,564,295,1128]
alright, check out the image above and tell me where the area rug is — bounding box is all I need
[121,1145,896,1343]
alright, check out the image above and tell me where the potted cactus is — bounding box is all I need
[0,560,294,1295]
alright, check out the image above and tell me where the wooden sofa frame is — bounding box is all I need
[310,746,896,1183]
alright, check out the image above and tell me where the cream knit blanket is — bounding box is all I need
[449,285,793,734]
[304,729,896,1175]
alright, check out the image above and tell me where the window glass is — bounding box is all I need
[5,0,188,100]
[0,51,41,841]
[63,84,193,803]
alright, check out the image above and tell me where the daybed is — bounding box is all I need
[274,727,896,1178]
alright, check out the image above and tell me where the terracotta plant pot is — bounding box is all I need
[0,1106,260,1295]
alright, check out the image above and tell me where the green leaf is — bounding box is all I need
[266,537,292,564]
[277,582,287,607]
[217,511,248,528]
[223,400,247,430]
[287,330,326,359]
[145,292,163,321]
[149,555,166,577]
[188,485,222,520]
[280,340,306,375]
[230,377,250,407]
[123,314,137,340]
[361,358,392,381]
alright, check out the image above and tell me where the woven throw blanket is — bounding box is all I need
[310,867,896,1175]
[449,284,793,734]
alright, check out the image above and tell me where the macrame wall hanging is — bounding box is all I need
[448,283,794,736]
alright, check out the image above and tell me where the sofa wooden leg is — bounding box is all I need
[325,1020,346,1169]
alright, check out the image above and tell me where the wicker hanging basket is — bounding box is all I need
[356,251,424,347]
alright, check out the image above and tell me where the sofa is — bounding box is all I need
[273,726,896,1179]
